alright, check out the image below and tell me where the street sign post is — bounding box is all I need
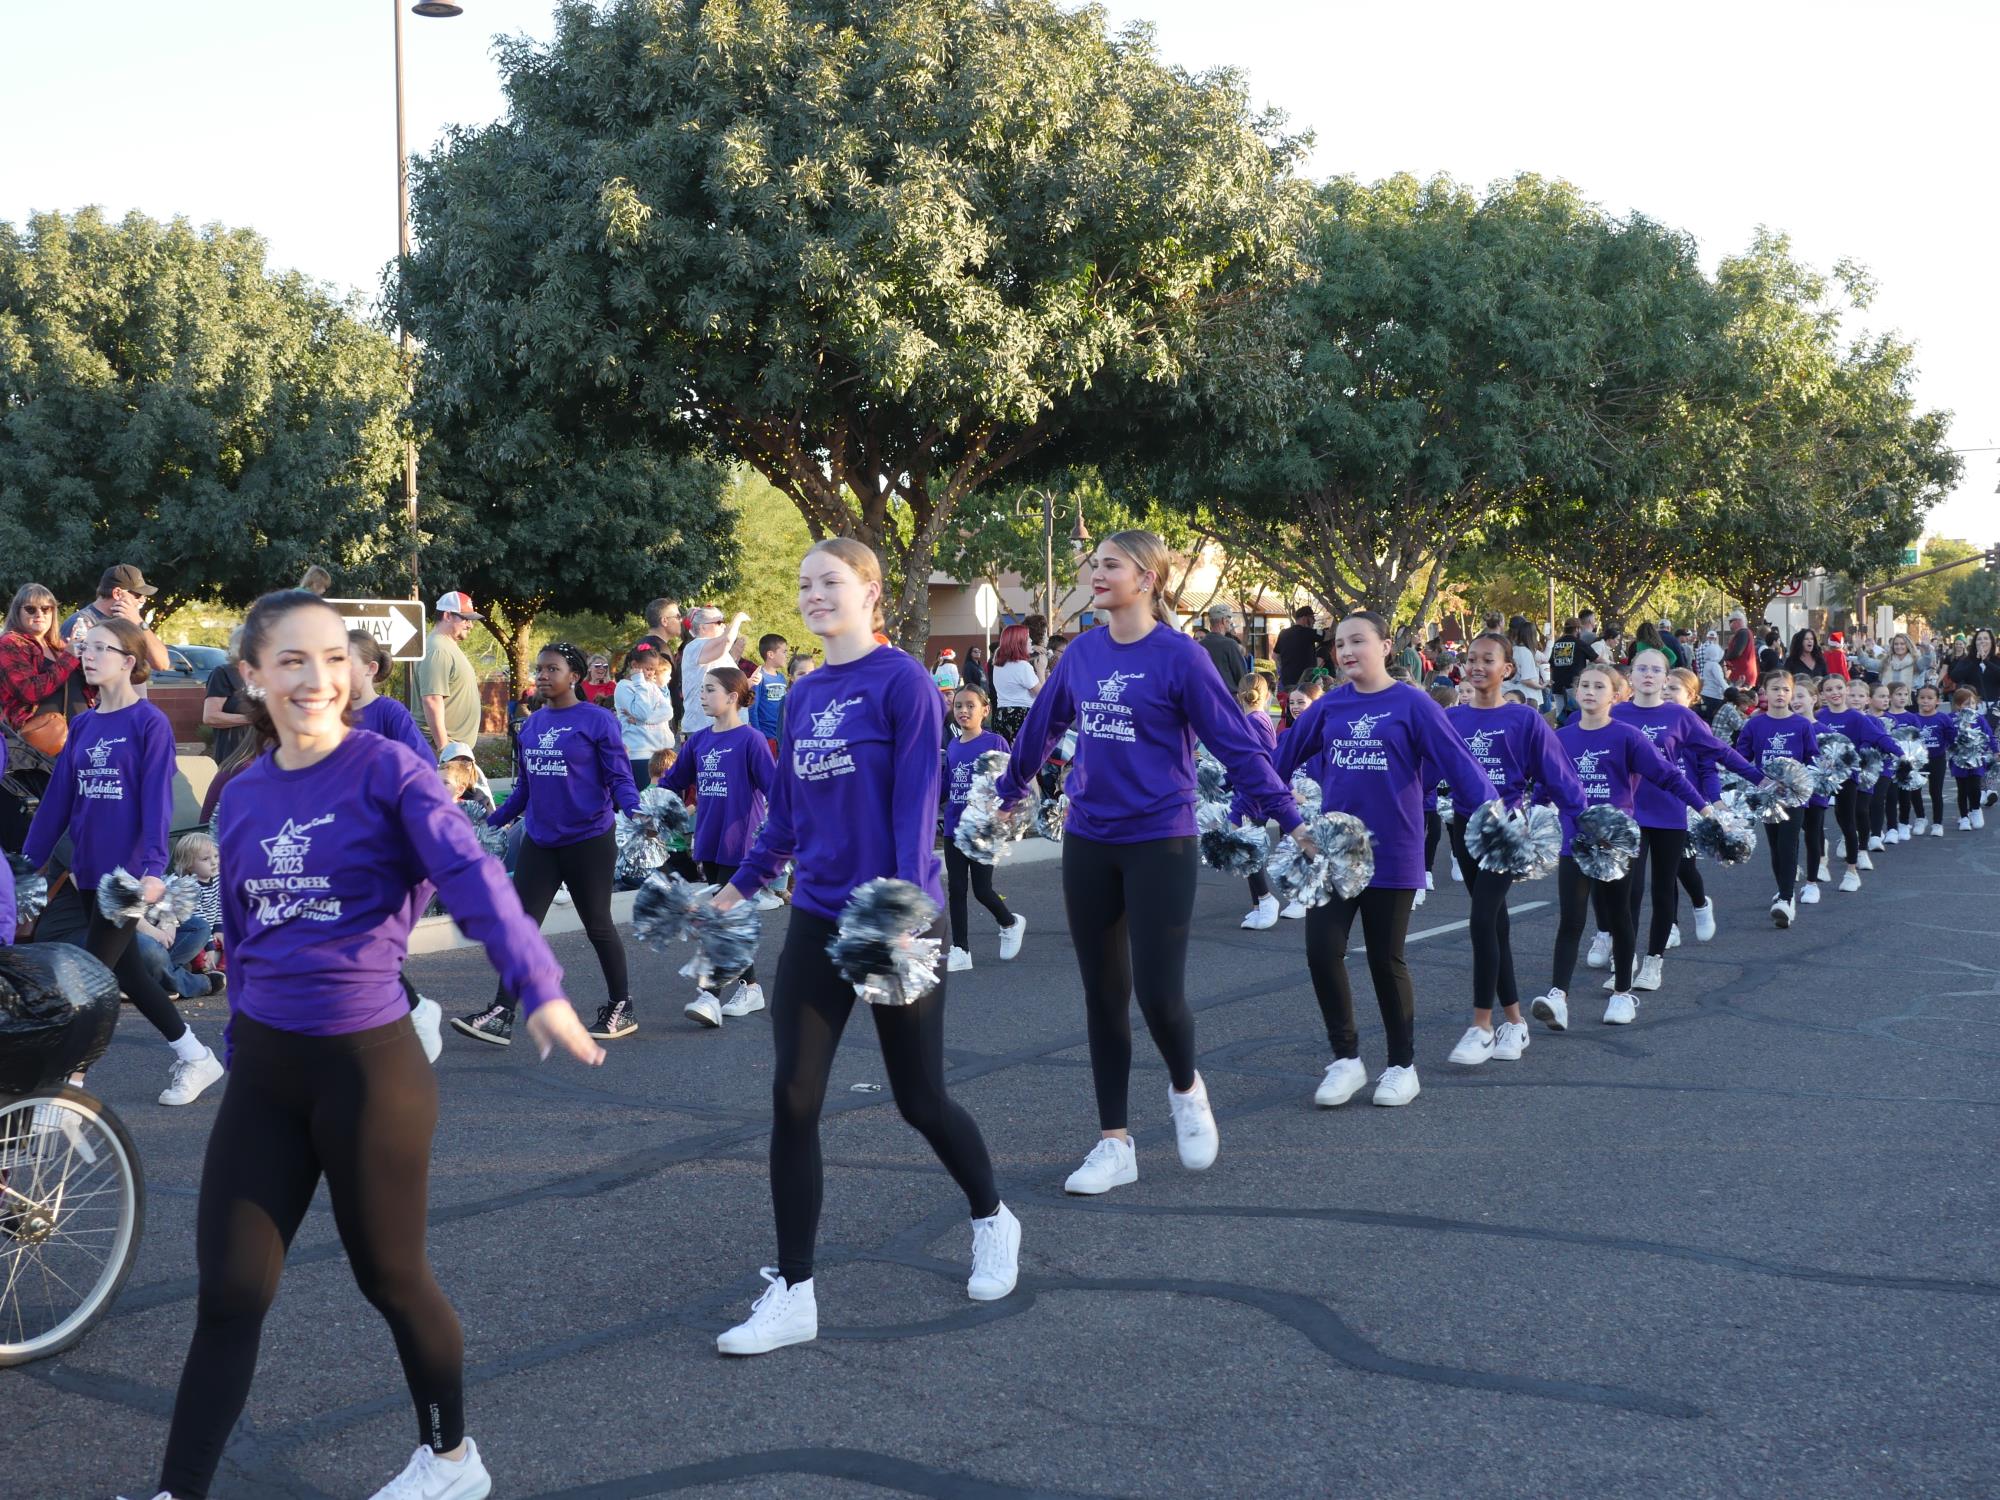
[1774,581,1802,598]
[973,582,1000,659]
[328,598,427,661]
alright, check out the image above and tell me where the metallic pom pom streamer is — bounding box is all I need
[461,803,513,859]
[638,785,694,838]
[1196,799,1269,877]
[1761,756,1816,811]
[95,867,199,929]
[1267,811,1374,907]
[631,872,705,949]
[953,752,1036,864]
[829,878,942,1007]
[1853,744,1884,791]
[1290,771,1322,820]
[686,900,762,989]
[1949,712,1992,773]
[1732,779,1789,825]
[1571,806,1642,883]
[1194,745,1229,803]
[1034,794,1067,843]
[1710,702,1747,744]
[1465,800,1563,880]
[1815,732,1859,784]
[1434,791,1456,825]
[1689,802,1757,866]
[8,854,48,927]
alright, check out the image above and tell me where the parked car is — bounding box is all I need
[149,646,230,744]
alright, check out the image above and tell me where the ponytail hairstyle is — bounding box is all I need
[1097,529,1179,626]
[348,629,391,683]
[91,615,154,685]
[952,682,990,710]
[1668,666,1702,701]
[1234,671,1271,709]
[297,565,333,596]
[1761,669,1793,695]
[238,588,348,746]
[804,537,887,634]
[542,641,590,678]
[1469,630,1515,674]
[1337,609,1393,672]
[705,664,754,710]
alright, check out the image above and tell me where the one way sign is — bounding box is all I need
[328,598,427,661]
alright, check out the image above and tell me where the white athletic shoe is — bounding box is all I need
[1240,895,1280,930]
[720,983,766,1018]
[1666,923,1681,950]
[1885,828,1903,845]
[1064,1135,1138,1195]
[1857,850,1874,870]
[1530,988,1569,1031]
[998,915,1027,960]
[946,946,974,972]
[410,997,444,1064]
[1447,1025,1495,1066]
[1314,1057,1368,1107]
[1839,869,1862,893]
[369,1438,492,1500]
[1770,895,1795,928]
[1168,1074,1219,1169]
[1448,861,1463,883]
[552,885,572,906]
[753,888,786,911]
[1975,808,1987,829]
[1279,899,1308,920]
[1371,1064,1420,1106]
[967,1203,1021,1301]
[1931,824,1945,837]
[1799,881,1821,904]
[1914,817,1929,835]
[1867,835,1884,852]
[717,1268,818,1355]
[1960,816,1973,831]
[1585,931,1613,969]
[1902,822,1916,839]
[1426,872,1435,891]
[158,1048,224,1107]
[685,992,723,1027]
[1412,887,1428,908]
[1634,955,1664,991]
[1692,900,1716,942]
[1603,991,1638,1025]
[1492,1020,1530,1060]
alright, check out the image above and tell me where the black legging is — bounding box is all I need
[1447,822,1518,1018]
[697,860,757,984]
[1061,833,1199,1130]
[1956,775,1982,820]
[1833,784,1862,865]
[1422,805,1443,875]
[1923,760,1946,823]
[492,828,626,1013]
[1625,826,1686,957]
[80,885,192,1046]
[769,909,998,1285]
[1676,850,1706,908]
[1304,885,1418,1067]
[1802,805,1829,882]
[1768,817,1801,901]
[1869,779,1890,838]
[160,1012,459,1499]
[943,843,1015,950]
[1553,856,1635,993]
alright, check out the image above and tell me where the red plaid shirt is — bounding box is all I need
[0,630,84,727]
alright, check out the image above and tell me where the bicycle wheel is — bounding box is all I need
[0,1085,145,1365]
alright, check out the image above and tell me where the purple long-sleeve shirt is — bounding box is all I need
[22,701,176,888]
[998,625,1300,844]
[660,722,773,865]
[1734,713,1819,777]
[0,856,12,946]
[1815,708,1906,762]
[1611,701,1759,827]
[1278,682,1498,889]
[1227,709,1280,823]
[1439,703,1586,819]
[217,730,565,1037]
[1554,719,1705,853]
[733,646,948,920]
[357,694,432,760]
[490,700,639,847]
[1893,709,1952,754]
[943,729,1010,839]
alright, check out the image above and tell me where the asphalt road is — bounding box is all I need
[8,824,2000,1499]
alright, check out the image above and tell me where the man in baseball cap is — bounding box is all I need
[433,590,482,621]
[62,563,169,677]
[419,590,485,749]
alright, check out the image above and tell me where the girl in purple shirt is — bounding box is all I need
[150,589,601,1500]
[348,629,432,759]
[1896,684,1952,835]
[939,685,1024,971]
[1733,668,1819,924]
[1813,675,1907,890]
[20,616,224,1106]
[1231,672,1287,930]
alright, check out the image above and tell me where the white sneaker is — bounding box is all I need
[1603,991,1638,1025]
[1064,1135,1138,1195]
[1412,887,1427,908]
[685,992,723,1027]
[1867,835,1884,852]
[1960,817,1973,831]
[1426,872,1435,891]
[720,982,766,1018]
[1692,900,1716,942]
[1585,930,1612,969]
[1168,1074,1219,1169]
[1530,988,1569,1031]
[1371,1064,1420,1106]
[1799,881,1821,904]
[1634,955,1663,991]
[1666,923,1681,950]
[1975,808,1987,829]
[1931,824,1945,837]
[1914,817,1928,835]
[946,946,974,972]
[1447,1025,1495,1066]
[1279,899,1308,920]
[1856,850,1874,871]
[997,915,1027,960]
[369,1438,492,1500]
[967,1202,1021,1301]
[159,1048,224,1107]
[753,888,786,911]
[1314,1057,1368,1107]
[717,1268,818,1355]
[1492,1020,1530,1060]
[1448,862,1463,883]
[1770,895,1795,928]
[410,997,444,1064]
[1839,869,1862,893]
[1240,895,1280,930]
[553,886,573,906]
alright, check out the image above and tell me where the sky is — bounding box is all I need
[5,0,1994,544]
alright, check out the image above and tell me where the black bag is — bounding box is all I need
[0,944,121,1094]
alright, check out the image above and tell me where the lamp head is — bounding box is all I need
[412,2,463,16]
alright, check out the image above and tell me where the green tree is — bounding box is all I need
[1933,566,2000,637]
[706,468,815,650]
[399,0,1308,649]
[0,208,409,609]
[1857,537,1981,628]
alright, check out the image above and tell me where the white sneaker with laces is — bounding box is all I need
[1857,850,1874,870]
[720,983,766,1018]
[753,888,786,911]
[1839,869,1862,893]
[946,946,974,972]
[1799,881,1821,904]
[997,914,1027,959]
[1314,1056,1368,1107]
[967,1203,1021,1301]
[1371,1064,1420,1106]
[410,997,444,1064]
[1064,1135,1138,1195]
[1585,930,1612,969]
[1692,900,1716,942]
[1448,862,1463,883]
[717,1268,818,1355]
[1666,923,1681,950]
[1168,1073,1219,1169]
[1491,1020,1529,1059]
[1867,835,1884,852]
[1634,955,1664,991]
[159,1048,224,1107]
[1530,988,1569,1031]
[1447,1025,1495,1066]
[1240,895,1280,930]
[1279,899,1308,920]
[685,992,723,1027]
[553,885,573,906]
[1931,823,1945,837]
[368,1438,492,1500]
[1975,808,1987,829]
[1960,816,1973,831]
[1914,816,1928,835]
[1770,895,1795,928]
[1603,991,1638,1025]
[1412,887,1427,908]
[1425,872,1435,891]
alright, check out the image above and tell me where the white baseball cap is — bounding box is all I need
[433,590,482,619]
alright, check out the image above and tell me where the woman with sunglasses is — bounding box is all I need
[0,583,85,847]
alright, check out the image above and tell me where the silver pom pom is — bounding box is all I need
[1854,744,1884,791]
[630,873,760,989]
[1465,800,1563,880]
[953,751,1036,865]
[1194,745,1229,803]
[638,784,694,837]
[1949,712,1992,773]
[1267,811,1374,907]
[1290,770,1322,820]
[631,872,704,948]
[95,867,197,929]
[1815,733,1859,787]
[1761,755,1816,811]
[829,878,942,1006]
[1034,794,1067,842]
[8,855,48,928]
[1197,799,1269,877]
[1572,806,1642,883]
[1435,791,1456,825]
[1689,802,1757,865]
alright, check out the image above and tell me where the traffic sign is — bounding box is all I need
[972,582,1001,630]
[1901,546,1921,567]
[328,598,426,661]
[1773,581,1802,598]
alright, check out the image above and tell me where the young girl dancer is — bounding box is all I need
[21,617,225,1106]
[1000,531,1308,1186]
[1897,684,1952,836]
[662,665,774,1026]
[1733,669,1818,927]
[1861,683,1898,848]
[348,631,431,759]
[940,685,1027,971]
[708,539,1018,1354]
[1233,672,1286,930]
[1533,662,1711,1028]
[1277,611,1497,1107]
[1949,687,1995,829]
[1439,633,1583,1066]
[1813,676,1906,888]
[145,589,602,1500]
[452,642,640,1044]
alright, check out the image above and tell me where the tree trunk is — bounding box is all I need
[482,600,540,713]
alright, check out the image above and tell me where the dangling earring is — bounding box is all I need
[242,682,266,702]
